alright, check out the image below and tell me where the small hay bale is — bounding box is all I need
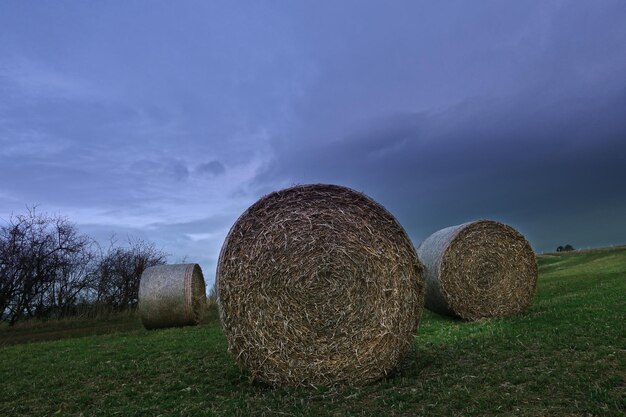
[138,263,206,330]
[216,184,424,387]
[417,220,537,320]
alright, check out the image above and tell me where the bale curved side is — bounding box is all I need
[417,220,537,320]
[138,263,206,330]
[216,184,424,387]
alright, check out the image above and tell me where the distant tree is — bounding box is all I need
[0,208,93,324]
[556,245,576,253]
[94,238,168,310]
[48,239,99,318]
[0,208,171,323]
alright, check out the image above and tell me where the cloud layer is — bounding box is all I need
[1,1,625,285]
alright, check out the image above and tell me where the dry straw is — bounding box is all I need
[216,184,424,387]
[417,220,537,320]
[138,263,206,330]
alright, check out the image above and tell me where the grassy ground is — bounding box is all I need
[1,247,624,416]
[0,311,142,346]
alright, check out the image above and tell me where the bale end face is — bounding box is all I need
[418,220,537,320]
[216,184,425,387]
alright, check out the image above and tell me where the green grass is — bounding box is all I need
[1,247,625,416]
[0,311,142,346]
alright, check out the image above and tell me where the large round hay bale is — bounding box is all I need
[216,184,424,387]
[138,263,206,330]
[417,220,537,320]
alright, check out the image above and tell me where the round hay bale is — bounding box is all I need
[216,184,424,387]
[138,263,206,330]
[417,220,537,320]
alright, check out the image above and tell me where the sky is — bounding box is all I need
[1,1,625,287]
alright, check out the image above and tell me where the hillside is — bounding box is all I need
[1,247,625,416]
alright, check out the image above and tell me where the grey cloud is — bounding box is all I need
[195,160,226,177]
[1,0,625,276]
[258,87,626,253]
[149,214,236,236]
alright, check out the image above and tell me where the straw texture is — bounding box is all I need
[216,184,424,387]
[417,220,537,320]
[138,263,206,330]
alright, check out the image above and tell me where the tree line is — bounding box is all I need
[0,208,168,325]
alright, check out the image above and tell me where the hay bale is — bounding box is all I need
[216,184,424,387]
[417,220,537,320]
[138,263,206,330]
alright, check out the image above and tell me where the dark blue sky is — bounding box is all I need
[1,1,625,285]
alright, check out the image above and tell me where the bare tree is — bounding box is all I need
[0,208,171,322]
[48,238,99,318]
[0,208,93,324]
[94,237,168,310]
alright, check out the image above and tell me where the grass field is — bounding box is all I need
[1,247,625,416]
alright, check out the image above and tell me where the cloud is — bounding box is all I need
[195,160,226,177]
[0,128,69,158]
[1,0,625,278]
[0,56,105,105]
[185,233,216,242]
[257,86,626,252]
